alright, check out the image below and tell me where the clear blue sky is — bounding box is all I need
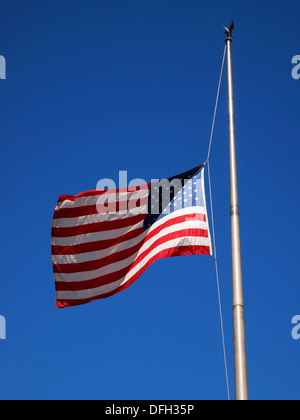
[0,0,299,400]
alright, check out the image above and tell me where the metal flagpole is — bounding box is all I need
[224,22,249,400]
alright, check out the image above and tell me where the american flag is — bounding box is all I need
[51,165,212,308]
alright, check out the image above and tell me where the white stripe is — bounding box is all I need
[56,236,212,301]
[51,221,144,247]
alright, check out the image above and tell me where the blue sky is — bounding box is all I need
[0,0,299,400]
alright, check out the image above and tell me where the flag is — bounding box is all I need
[51,164,212,308]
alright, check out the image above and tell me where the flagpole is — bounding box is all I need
[224,22,249,400]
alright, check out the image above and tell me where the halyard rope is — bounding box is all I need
[205,44,230,400]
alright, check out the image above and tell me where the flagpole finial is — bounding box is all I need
[223,21,235,41]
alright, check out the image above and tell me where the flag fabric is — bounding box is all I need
[51,165,213,308]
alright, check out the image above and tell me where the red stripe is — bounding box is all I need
[51,227,144,256]
[56,245,211,308]
[54,196,148,219]
[56,195,75,204]
[54,204,99,219]
[56,184,150,204]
